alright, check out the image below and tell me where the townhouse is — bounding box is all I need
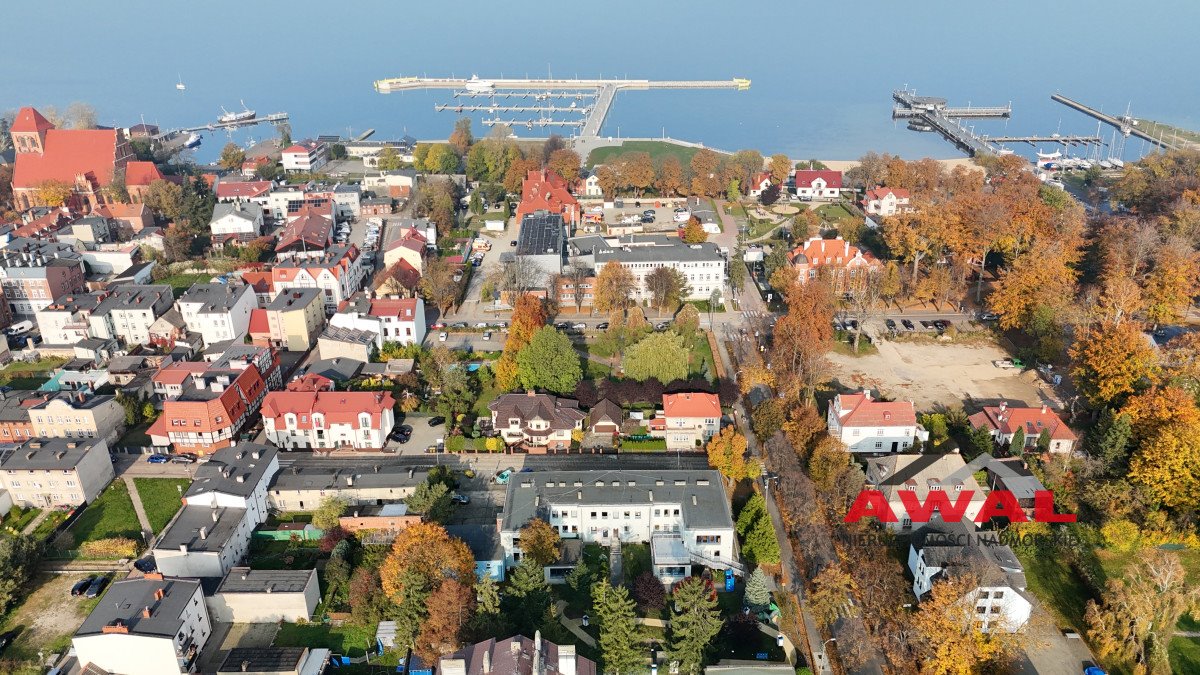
[176,283,256,347]
[328,294,425,346]
[0,437,114,508]
[261,389,396,451]
[272,245,367,314]
[89,284,175,345]
[267,465,427,511]
[35,291,107,345]
[28,392,125,446]
[249,288,327,352]
[651,392,722,451]
[147,365,268,454]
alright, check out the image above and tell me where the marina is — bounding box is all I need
[1050,94,1179,151]
[154,109,291,153]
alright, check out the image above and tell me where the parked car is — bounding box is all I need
[431,322,446,329]
[483,331,492,341]
[438,332,448,342]
[885,319,897,330]
[146,454,169,464]
[71,577,94,596]
[133,557,157,573]
[491,321,508,328]
[170,455,195,464]
[475,322,489,328]
[7,336,27,349]
[640,215,654,223]
[919,320,935,329]
[509,240,518,247]
[655,322,670,331]
[428,416,445,427]
[5,321,33,336]
[84,575,109,599]
[933,320,948,331]
[596,322,609,330]
[979,312,999,321]
[450,322,468,329]
[572,322,586,330]
[554,322,569,330]
[902,319,916,331]
[450,494,470,505]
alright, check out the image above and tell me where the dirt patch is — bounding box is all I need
[0,573,102,666]
[827,339,1055,411]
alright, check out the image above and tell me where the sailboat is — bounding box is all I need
[218,100,256,124]
[175,75,186,91]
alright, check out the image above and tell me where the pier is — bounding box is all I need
[170,112,291,136]
[374,75,749,138]
[1050,94,1178,151]
[985,135,1101,147]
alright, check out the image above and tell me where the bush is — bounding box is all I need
[633,570,666,611]
[319,526,350,553]
[1100,519,1141,553]
[484,437,505,452]
[80,537,139,559]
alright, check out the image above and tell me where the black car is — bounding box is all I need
[509,240,518,247]
[933,320,948,331]
[885,319,897,330]
[133,557,156,573]
[428,416,445,427]
[554,322,569,330]
[596,322,609,330]
[640,215,655,224]
[919,320,935,329]
[85,575,109,599]
[655,322,670,331]
[642,209,655,217]
[71,576,94,596]
[846,319,859,330]
[902,319,916,331]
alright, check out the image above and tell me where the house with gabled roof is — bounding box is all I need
[654,392,722,450]
[489,391,586,452]
[261,389,395,451]
[9,107,134,211]
[968,401,1077,454]
[788,236,881,292]
[861,186,912,217]
[793,169,843,200]
[827,389,925,453]
[865,453,987,531]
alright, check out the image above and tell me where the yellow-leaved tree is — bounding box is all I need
[1069,321,1159,407]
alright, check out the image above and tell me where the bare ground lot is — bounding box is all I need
[0,573,102,671]
[827,339,1056,411]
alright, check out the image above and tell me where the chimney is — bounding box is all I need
[483,648,492,673]
[692,495,697,506]
[252,449,261,459]
[241,660,250,672]
[1041,404,1048,414]
[211,509,219,523]
[142,606,151,618]
[558,645,577,675]
[154,588,165,601]
[527,390,536,397]
[999,401,1007,412]
[144,572,164,580]
[648,490,653,502]
[199,526,207,540]
[533,631,543,675]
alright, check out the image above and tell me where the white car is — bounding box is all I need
[475,322,488,328]
[483,331,492,341]
[5,321,33,335]
[438,332,448,342]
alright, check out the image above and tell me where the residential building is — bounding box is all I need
[275,206,334,259]
[9,106,133,211]
[94,202,154,234]
[652,392,721,451]
[147,365,268,454]
[209,202,265,246]
[861,187,912,217]
[154,444,278,577]
[29,392,124,445]
[0,238,87,316]
[206,342,283,391]
[68,215,113,245]
[362,168,418,191]
[984,457,1047,518]
[0,437,114,507]
[267,465,428,510]
[908,521,1032,632]
[241,270,276,307]
[748,172,773,197]
[215,180,272,207]
[80,241,143,275]
[382,219,429,273]
[569,234,726,303]
[489,392,586,451]
[361,195,393,216]
[262,389,395,450]
[206,568,319,623]
[176,283,256,347]
[281,140,329,174]
[72,575,211,675]
[440,633,597,675]
[217,647,330,675]
[125,160,166,204]
[446,523,506,582]
[793,169,843,200]
[516,211,566,286]
[0,391,40,443]
[329,294,425,346]
[147,308,192,351]
[968,402,1078,454]
[865,454,988,531]
[516,169,580,225]
[586,399,623,435]
[500,470,738,584]
[89,284,175,345]
[317,325,377,362]
[251,288,326,352]
[337,503,422,538]
[35,291,107,345]
[579,169,603,198]
[787,236,882,292]
[826,390,925,453]
[126,123,160,139]
[272,245,366,314]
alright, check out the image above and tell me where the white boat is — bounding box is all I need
[175,75,186,91]
[183,132,202,148]
[1036,149,1062,169]
[465,75,495,93]
[1077,160,1092,170]
[1109,157,1125,168]
[218,100,256,124]
[1099,159,1113,170]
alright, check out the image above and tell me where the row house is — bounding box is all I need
[147,365,268,454]
[329,294,425,346]
[35,291,107,345]
[0,238,86,316]
[214,180,272,209]
[205,343,283,392]
[249,288,326,352]
[261,389,396,450]
[89,284,175,345]
[0,436,114,508]
[272,245,367,315]
[176,283,256,348]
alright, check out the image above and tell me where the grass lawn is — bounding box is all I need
[158,272,213,298]
[1173,636,1200,673]
[0,508,41,538]
[274,620,379,660]
[0,358,67,389]
[247,538,322,570]
[117,421,153,448]
[620,439,667,451]
[586,141,704,169]
[816,203,853,222]
[133,478,189,534]
[1015,547,1094,629]
[687,333,716,379]
[472,380,502,417]
[67,481,142,549]
[585,360,614,380]
[1096,547,1200,586]
[622,543,651,584]
[29,509,67,542]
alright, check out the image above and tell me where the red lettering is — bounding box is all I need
[974,490,1027,523]
[1033,490,1076,523]
[898,490,978,524]
[843,490,897,523]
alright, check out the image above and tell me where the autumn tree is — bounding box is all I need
[690,149,721,197]
[808,565,856,628]
[516,326,582,394]
[377,146,404,171]
[1143,237,1200,326]
[675,303,700,340]
[669,576,722,674]
[448,118,473,156]
[656,155,686,196]
[414,578,475,664]
[518,518,561,566]
[145,179,185,221]
[1128,422,1200,510]
[420,258,462,316]
[505,293,548,353]
[592,580,645,674]
[990,241,1079,332]
[620,151,655,196]
[769,154,792,185]
[645,267,689,315]
[593,261,635,313]
[504,157,541,194]
[218,143,246,171]
[547,148,581,183]
[34,179,72,207]
[1070,321,1159,407]
[312,496,347,530]
[380,521,476,605]
[771,279,834,401]
[1085,548,1200,675]
[912,568,1023,674]
[681,216,707,244]
[706,426,756,484]
[623,331,689,384]
[594,164,619,199]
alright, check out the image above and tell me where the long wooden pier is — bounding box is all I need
[1050,94,1178,151]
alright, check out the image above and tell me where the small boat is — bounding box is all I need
[1109,157,1125,168]
[1077,160,1092,170]
[218,100,256,124]
[907,121,934,132]
[1098,159,1113,170]
[465,75,495,93]
[175,75,186,91]
[183,132,202,148]
[1036,149,1062,169]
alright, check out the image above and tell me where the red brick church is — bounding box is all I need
[9,106,133,211]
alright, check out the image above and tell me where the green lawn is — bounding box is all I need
[620,439,667,451]
[1096,547,1200,586]
[1015,547,1094,630]
[1171,636,1200,674]
[0,507,41,537]
[67,481,142,549]
[246,538,322,570]
[816,203,853,221]
[158,273,213,298]
[586,140,704,169]
[29,509,68,542]
[0,358,67,389]
[274,621,378,659]
[133,478,189,534]
[622,543,651,584]
[688,333,716,379]
[117,422,153,448]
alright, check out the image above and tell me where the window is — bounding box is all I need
[993,591,1005,599]
[696,535,721,545]
[975,606,987,614]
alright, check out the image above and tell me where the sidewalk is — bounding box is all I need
[554,600,597,648]
[122,476,155,545]
[21,509,50,536]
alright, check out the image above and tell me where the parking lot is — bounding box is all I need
[580,199,692,234]
[389,413,449,454]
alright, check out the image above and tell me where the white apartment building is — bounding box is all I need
[281,140,329,174]
[73,576,212,675]
[272,245,367,315]
[176,282,256,347]
[571,234,727,303]
[0,437,114,508]
[89,284,175,345]
[261,390,396,451]
[154,444,278,578]
[267,465,427,511]
[827,390,926,453]
[209,202,265,245]
[500,470,738,584]
[652,392,722,451]
[35,292,106,345]
[327,294,425,346]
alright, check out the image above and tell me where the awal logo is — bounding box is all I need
[843,452,1076,525]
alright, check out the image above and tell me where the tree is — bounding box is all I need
[380,522,476,605]
[769,154,792,185]
[706,426,755,484]
[594,164,620,199]
[420,258,462,316]
[494,354,520,392]
[1127,422,1200,510]
[760,183,782,206]
[1088,408,1134,474]
[504,157,541,194]
[656,156,686,197]
[312,496,347,530]
[503,557,551,633]
[621,152,655,196]
[254,161,279,181]
[736,493,767,536]
[1085,548,1200,675]
[0,535,40,614]
[145,179,185,221]
[751,399,786,441]
[505,293,549,353]
[645,267,689,315]
[1070,321,1159,407]
[745,568,772,610]
[377,147,404,171]
[414,578,475,664]
[763,245,791,284]
[1143,238,1200,326]
[681,216,707,244]
[743,511,780,564]
[593,261,636,313]
[771,279,834,401]
[1009,427,1026,454]
[541,134,567,164]
[35,179,72,207]
[633,571,666,612]
[623,332,689,383]
[518,518,561,566]
[449,118,473,156]
[468,574,508,639]
[808,565,856,628]
[63,101,97,129]
[912,569,1022,674]
[547,149,581,183]
[406,480,452,522]
[435,366,477,425]
[592,580,646,674]
[516,327,582,394]
[218,143,246,171]
[675,303,700,340]
[669,576,722,674]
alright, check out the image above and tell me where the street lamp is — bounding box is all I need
[817,637,837,671]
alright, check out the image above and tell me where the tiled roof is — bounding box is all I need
[864,187,910,201]
[247,309,269,336]
[125,160,164,186]
[11,107,53,134]
[834,392,916,428]
[968,405,1076,441]
[275,208,332,251]
[789,237,878,268]
[489,392,585,431]
[367,298,419,320]
[663,392,720,419]
[794,169,843,189]
[215,181,272,200]
[12,128,123,189]
[261,390,395,429]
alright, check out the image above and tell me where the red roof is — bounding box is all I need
[662,392,721,419]
[788,237,879,269]
[11,127,123,190]
[375,259,421,292]
[276,208,332,251]
[261,390,395,429]
[751,172,772,189]
[95,203,149,219]
[152,361,211,387]
[286,374,335,392]
[968,404,1077,441]
[516,169,579,224]
[125,161,164,187]
[216,181,272,200]
[12,210,70,238]
[794,170,843,189]
[864,187,910,201]
[241,270,274,295]
[248,309,270,336]
[11,107,54,134]
[368,298,420,320]
[833,392,916,428]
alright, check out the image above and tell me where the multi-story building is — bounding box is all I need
[787,236,882,292]
[154,444,278,578]
[72,575,212,675]
[267,465,427,511]
[250,288,326,352]
[861,187,912,217]
[968,402,1078,454]
[569,234,726,303]
[500,469,738,584]
[0,238,86,316]
[865,454,987,532]
[89,284,175,345]
[29,392,125,446]
[488,392,585,452]
[826,390,925,453]
[382,220,429,273]
[35,291,107,345]
[515,211,566,286]
[124,160,166,204]
[8,106,133,211]
[147,365,268,454]
[176,283,256,347]
[261,389,395,450]
[215,180,272,208]
[281,140,329,174]
[516,169,579,225]
[328,294,425,346]
[0,437,114,508]
[272,245,366,314]
[205,342,283,391]
[209,202,265,246]
[650,392,722,451]
[0,391,40,444]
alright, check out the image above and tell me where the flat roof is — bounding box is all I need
[218,647,308,673]
[155,504,247,553]
[516,211,564,257]
[270,465,427,492]
[216,567,315,594]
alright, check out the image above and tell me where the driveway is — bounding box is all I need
[391,414,448,454]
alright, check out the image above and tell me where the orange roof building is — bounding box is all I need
[658,392,722,450]
[826,390,925,453]
[788,236,881,291]
[968,402,1077,454]
[261,390,396,451]
[516,169,579,225]
[147,364,268,455]
[10,107,134,211]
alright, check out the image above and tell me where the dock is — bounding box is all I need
[1050,94,1178,151]
[986,135,1101,147]
[171,112,290,135]
[374,76,749,138]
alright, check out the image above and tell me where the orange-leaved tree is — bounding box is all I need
[380,521,475,604]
